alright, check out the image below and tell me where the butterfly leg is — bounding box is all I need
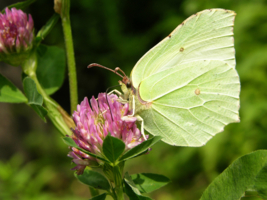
[107,89,128,103]
[122,114,146,140]
[108,89,122,96]
[95,90,123,101]
[136,115,146,140]
[128,95,135,116]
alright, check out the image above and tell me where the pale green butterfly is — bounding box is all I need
[90,9,240,147]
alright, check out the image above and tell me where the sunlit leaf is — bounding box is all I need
[23,77,47,121]
[75,169,110,190]
[124,173,153,200]
[102,135,125,163]
[254,165,267,199]
[119,136,162,161]
[62,137,108,162]
[131,173,170,193]
[23,77,43,104]
[201,150,267,200]
[0,74,27,103]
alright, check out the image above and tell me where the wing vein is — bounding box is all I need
[152,106,202,145]
[149,108,179,145]
[187,110,215,136]
[151,60,236,101]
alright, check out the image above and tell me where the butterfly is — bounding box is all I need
[89,9,240,147]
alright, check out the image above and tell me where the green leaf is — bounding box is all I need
[0,74,27,103]
[131,173,170,193]
[124,172,141,195]
[119,136,162,161]
[254,165,267,199]
[23,77,43,104]
[89,193,107,200]
[75,169,110,191]
[23,77,47,121]
[62,137,109,163]
[124,173,153,200]
[36,45,66,95]
[29,104,48,121]
[62,137,79,148]
[2,0,36,12]
[124,184,153,200]
[35,14,60,45]
[102,135,125,163]
[200,150,267,200]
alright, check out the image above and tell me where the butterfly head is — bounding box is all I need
[122,75,132,89]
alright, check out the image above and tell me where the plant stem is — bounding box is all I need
[22,52,74,136]
[103,163,125,200]
[31,73,74,136]
[113,165,125,200]
[60,0,78,113]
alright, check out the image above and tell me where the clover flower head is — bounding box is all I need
[68,93,148,174]
[0,7,34,66]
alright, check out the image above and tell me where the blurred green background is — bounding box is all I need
[0,0,267,199]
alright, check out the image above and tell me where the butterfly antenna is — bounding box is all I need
[88,63,124,79]
[115,67,127,78]
[115,67,131,87]
[88,63,130,119]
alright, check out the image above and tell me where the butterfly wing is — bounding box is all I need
[138,60,240,146]
[131,9,236,89]
[130,9,240,146]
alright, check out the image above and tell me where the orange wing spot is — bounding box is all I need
[195,88,200,95]
[180,47,184,52]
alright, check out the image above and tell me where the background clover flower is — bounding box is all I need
[68,93,148,174]
[0,7,34,66]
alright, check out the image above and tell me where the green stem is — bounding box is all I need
[104,163,125,200]
[60,0,78,113]
[113,165,124,200]
[22,52,74,136]
[31,73,73,136]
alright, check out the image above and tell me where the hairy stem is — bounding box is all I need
[60,0,78,113]
[104,163,125,200]
[114,165,124,200]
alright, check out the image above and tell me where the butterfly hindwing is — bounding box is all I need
[138,60,240,146]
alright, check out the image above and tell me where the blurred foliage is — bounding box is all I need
[0,0,267,199]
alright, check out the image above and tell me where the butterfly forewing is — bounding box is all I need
[131,9,236,89]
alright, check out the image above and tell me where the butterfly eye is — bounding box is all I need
[126,81,131,88]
